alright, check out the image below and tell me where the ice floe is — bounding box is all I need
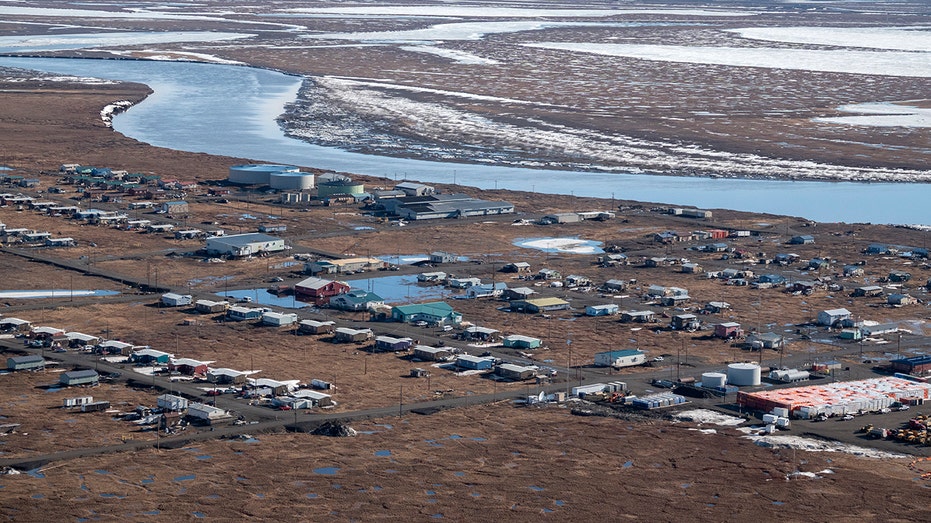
[399,45,500,65]
[0,31,254,53]
[813,102,931,128]
[729,26,931,52]
[284,6,756,18]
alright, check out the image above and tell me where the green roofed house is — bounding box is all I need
[392,302,462,326]
[502,335,542,349]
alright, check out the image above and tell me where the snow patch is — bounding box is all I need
[674,409,746,426]
[399,45,500,65]
[729,26,931,52]
[740,431,906,459]
[814,102,931,128]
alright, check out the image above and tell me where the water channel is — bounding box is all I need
[0,56,928,224]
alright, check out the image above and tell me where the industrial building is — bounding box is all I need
[738,377,931,418]
[304,257,387,275]
[727,363,762,386]
[891,355,931,376]
[594,349,646,368]
[157,394,189,411]
[228,164,302,185]
[381,193,514,220]
[205,233,285,258]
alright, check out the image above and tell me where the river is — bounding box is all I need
[0,56,928,224]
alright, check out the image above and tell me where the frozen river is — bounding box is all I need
[0,56,928,224]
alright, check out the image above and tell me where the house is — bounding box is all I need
[291,389,334,408]
[502,335,542,349]
[466,282,507,299]
[509,297,570,313]
[195,300,230,314]
[333,327,373,343]
[262,311,299,327]
[417,271,447,283]
[0,317,30,332]
[293,276,350,306]
[653,231,682,244]
[565,275,591,287]
[413,345,452,361]
[226,306,264,322]
[374,336,413,352]
[540,212,581,224]
[888,270,911,283]
[160,293,192,307]
[502,287,535,301]
[598,254,629,267]
[818,308,851,327]
[65,332,100,348]
[186,402,230,424]
[594,349,646,368]
[756,274,787,285]
[501,262,531,273]
[252,378,297,396]
[157,394,189,411]
[888,293,917,306]
[455,355,495,371]
[130,348,172,365]
[205,233,285,257]
[774,253,800,265]
[701,243,729,253]
[714,322,744,339]
[495,363,537,381]
[169,358,209,376]
[160,200,189,215]
[860,323,899,337]
[586,304,619,316]
[328,289,384,311]
[746,332,785,350]
[298,320,335,335]
[808,258,830,271]
[98,340,134,355]
[865,243,890,255]
[7,355,45,371]
[788,235,815,245]
[621,310,656,323]
[670,314,699,331]
[536,268,561,280]
[429,251,456,264]
[843,265,865,277]
[391,302,462,326]
[789,281,821,294]
[660,294,690,307]
[462,326,501,343]
[207,368,248,385]
[32,326,66,340]
[644,257,672,268]
[304,257,386,275]
[447,277,481,289]
[681,263,703,274]
[60,369,99,386]
[602,279,628,292]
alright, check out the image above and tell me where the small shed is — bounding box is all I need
[157,394,189,411]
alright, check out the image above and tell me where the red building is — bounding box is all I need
[169,358,209,376]
[294,277,351,306]
[713,322,744,339]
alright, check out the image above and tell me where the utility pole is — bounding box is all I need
[398,385,403,418]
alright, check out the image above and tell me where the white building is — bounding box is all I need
[205,233,285,257]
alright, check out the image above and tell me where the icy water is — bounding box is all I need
[0,56,929,223]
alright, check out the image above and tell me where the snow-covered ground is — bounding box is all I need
[814,102,931,128]
[513,237,604,254]
[728,26,931,52]
[524,43,931,78]
[399,45,500,65]
[285,6,756,18]
[0,31,253,53]
[674,408,746,426]
[739,429,906,459]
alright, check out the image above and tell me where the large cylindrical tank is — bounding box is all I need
[269,172,315,190]
[701,372,727,389]
[727,363,761,387]
[317,180,365,199]
[228,164,299,185]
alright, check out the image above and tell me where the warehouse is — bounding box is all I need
[495,363,538,381]
[737,377,931,418]
[382,193,514,220]
[205,233,285,258]
[502,335,542,349]
[304,257,387,275]
[7,355,45,371]
[60,369,99,387]
[594,350,646,368]
[891,355,931,376]
[509,297,570,313]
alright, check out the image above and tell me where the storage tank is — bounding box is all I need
[317,180,365,199]
[228,164,299,185]
[727,363,762,387]
[269,172,314,190]
[701,372,727,389]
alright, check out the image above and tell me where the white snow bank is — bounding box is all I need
[399,45,500,65]
[514,237,602,254]
[285,6,755,18]
[729,26,931,52]
[674,408,746,426]
[814,102,931,128]
[740,430,906,459]
[525,42,931,78]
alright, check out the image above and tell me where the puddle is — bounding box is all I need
[375,424,394,430]
[425,490,436,496]
[31,494,44,499]
[430,514,444,519]
[313,467,339,475]
[470,492,481,498]
[681,483,691,489]
[94,470,110,475]
[542,508,554,514]
[142,510,161,515]
[528,486,544,492]
[772,501,785,506]
[205,494,219,500]
[255,493,265,499]
[331,484,342,490]
[425,440,444,447]
[385,469,399,474]
[453,472,465,477]
[471,437,486,442]
[306,493,318,499]
[555,500,565,507]
[448,434,462,439]
[349,275,451,304]
[26,468,45,479]
[45,388,62,394]
[372,486,383,492]
[196,455,212,461]
[220,289,308,309]
[622,461,634,468]
[374,450,392,457]
[99,493,126,499]
[192,512,206,519]
[173,474,196,482]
